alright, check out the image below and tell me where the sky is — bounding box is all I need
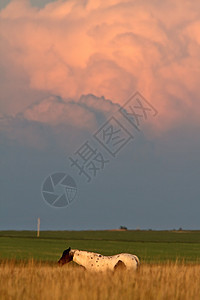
[0,0,200,230]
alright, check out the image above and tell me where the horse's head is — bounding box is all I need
[58,247,73,266]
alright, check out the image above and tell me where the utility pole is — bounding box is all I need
[37,218,40,237]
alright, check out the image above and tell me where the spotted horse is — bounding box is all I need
[58,247,139,271]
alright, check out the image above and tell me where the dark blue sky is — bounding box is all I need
[1,109,199,230]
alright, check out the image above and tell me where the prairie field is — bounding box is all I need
[0,230,200,299]
[1,260,200,300]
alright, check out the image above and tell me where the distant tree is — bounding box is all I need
[119,226,128,230]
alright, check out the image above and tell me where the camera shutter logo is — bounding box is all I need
[41,172,77,207]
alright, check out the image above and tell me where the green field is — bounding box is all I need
[1,230,200,263]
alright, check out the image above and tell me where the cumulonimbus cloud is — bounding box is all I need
[21,94,119,128]
[0,0,200,134]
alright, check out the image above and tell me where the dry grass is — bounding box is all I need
[0,260,200,300]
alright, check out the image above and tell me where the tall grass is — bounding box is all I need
[0,260,200,300]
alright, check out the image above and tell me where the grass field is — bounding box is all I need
[1,230,200,263]
[1,230,200,300]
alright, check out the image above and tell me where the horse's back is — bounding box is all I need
[73,250,139,271]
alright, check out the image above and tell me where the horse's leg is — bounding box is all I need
[114,260,126,271]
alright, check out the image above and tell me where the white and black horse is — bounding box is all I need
[58,247,139,271]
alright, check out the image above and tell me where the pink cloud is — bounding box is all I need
[21,94,118,129]
[0,0,200,134]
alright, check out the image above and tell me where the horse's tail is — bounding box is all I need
[133,255,140,269]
